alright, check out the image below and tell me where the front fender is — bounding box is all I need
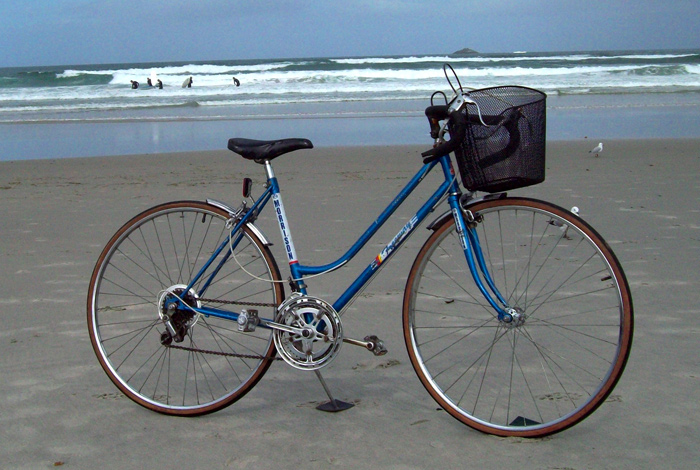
[426,192,508,230]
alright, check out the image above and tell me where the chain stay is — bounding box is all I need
[198,297,277,308]
[163,297,280,359]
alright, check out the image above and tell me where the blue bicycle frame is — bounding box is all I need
[182,153,510,325]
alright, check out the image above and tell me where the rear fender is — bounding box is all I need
[206,198,273,246]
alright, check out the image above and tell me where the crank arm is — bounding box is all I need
[262,320,338,344]
[343,335,387,356]
[259,319,304,336]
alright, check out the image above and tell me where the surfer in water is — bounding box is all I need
[147,77,153,87]
[156,79,163,89]
[130,80,139,89]
[233,76,240,86]
[182,76,193,88]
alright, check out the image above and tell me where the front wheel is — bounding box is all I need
[87,201,284,416]
[403,197,633,437]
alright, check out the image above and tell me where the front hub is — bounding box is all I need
[502,307,526,328]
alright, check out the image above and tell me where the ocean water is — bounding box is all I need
[1,50,699,160]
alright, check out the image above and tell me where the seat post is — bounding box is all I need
[263,160,275,181]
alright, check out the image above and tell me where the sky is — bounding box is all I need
[2,0,699,67]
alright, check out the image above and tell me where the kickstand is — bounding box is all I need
[314,370,354,412]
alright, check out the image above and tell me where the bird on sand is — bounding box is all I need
[589,142,603,157]
[548,207,579,239]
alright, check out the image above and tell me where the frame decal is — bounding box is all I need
[373,215,419,268]
[273,193,298,264]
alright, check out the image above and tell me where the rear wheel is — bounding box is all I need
[87,201,284,415]
[403,197,633,437]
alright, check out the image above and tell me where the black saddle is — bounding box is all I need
[228,138,313,162]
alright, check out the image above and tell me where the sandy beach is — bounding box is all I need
[1,138,699,468]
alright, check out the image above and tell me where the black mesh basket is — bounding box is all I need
[453,86,546,193]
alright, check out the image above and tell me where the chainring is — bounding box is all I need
[273,294,343,370]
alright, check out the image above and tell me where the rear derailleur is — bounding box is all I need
[158,284,201,345]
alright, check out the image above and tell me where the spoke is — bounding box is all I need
[417,316,497,352]
[103,320,160,360]
[90,204,281,413]
[520,325,606,387]
[122,234,172,290]
[405,200,630,436]
[510,215,569,308]
[467,324,505,414]
[100,262,160,306]
[136,345,169,397]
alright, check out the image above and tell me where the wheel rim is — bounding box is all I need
[88,203,281,413]
[406,199,632,436]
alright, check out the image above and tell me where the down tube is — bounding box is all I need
[332,157,455,314]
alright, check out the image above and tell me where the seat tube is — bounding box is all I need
[265,161,302,281]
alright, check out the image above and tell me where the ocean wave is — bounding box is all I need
[614,64,691,76]
[2,49,699,121]
[332,56,453,65]
[331,52,698,65]
[104,61,294,78]
[5,70,113,88]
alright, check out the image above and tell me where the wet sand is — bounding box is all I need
[1,139,698,468]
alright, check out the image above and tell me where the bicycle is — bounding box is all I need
[87,65,633,438]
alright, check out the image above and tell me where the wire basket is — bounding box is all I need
[454,86,546,193]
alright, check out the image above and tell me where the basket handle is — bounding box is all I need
[473,110,523,168]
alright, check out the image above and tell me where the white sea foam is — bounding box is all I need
[1,50,698,122]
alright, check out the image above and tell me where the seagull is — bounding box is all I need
[589,142,603,157]
[548,207,580,240]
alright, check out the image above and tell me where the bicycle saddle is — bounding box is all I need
[228,138,313,162]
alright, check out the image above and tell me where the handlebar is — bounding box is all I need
[421,107,467,162]
[421,76,480,162]
[421,76,517,164]
[421,103,520,164]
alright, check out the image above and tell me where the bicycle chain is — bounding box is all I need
[164,343,282,360]
[163,297,282,360]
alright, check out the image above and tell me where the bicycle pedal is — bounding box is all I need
[364,335,388,356]
[343,335,388,355]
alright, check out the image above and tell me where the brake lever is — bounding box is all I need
[421,110,468,162]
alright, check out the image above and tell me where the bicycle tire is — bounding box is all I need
[403,197,633,437]
[87,201,284,416]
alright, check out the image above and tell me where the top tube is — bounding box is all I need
[331,156,459,313]
[294,159,441,277]
[263,153,460,312]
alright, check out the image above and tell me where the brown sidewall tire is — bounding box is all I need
[402,197,633,437]
[87,201,284,416]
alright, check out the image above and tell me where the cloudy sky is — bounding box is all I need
[3,0,699,67]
